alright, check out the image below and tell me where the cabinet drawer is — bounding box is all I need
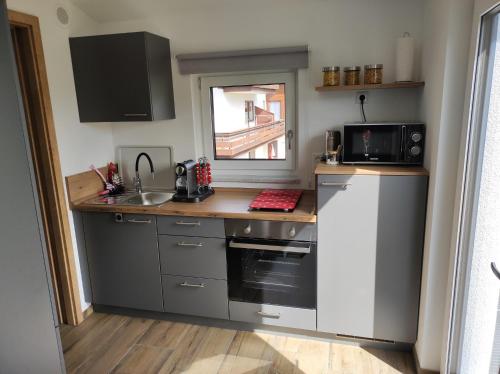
[158,236,226,279]
[229,301,316,331]
[162,275,229,319]
[157,216,225,238]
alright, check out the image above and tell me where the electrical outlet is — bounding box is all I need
[355,91,369,104]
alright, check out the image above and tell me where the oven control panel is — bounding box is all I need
[225,219,317,242]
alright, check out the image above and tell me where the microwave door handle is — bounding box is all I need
[400,125,407,159]
[228,240,311,254]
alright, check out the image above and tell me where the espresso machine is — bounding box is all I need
[172,157,214,202]
[324,130,342,165]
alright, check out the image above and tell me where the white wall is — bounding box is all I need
[92,0,424,189]
[5,0,114,310]
[415,0,475,371]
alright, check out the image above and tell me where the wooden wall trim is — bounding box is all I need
[82,305,94,319]
[8,10,84,326]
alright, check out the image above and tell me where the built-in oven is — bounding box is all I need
[225,220,317,310]
[343,122,425,165]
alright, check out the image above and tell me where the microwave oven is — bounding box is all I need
[342,122,425,165]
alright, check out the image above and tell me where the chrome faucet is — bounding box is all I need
[134,152,155,194]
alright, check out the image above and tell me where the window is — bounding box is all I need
[201,72,295,170]
[245,100,255,123]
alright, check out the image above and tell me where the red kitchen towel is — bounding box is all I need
[249,189,303,211]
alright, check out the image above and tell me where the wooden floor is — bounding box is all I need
[60,312,416,374]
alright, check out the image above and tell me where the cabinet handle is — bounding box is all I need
[319,182,351,190]
[179,282,206,288]
[256,311,281,319]
[177,241,203,247]
[175,221,201,226]
[123,113,148,117]
[126,218,152,224]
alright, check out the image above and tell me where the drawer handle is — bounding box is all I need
[175,221,201,226]
[126,218,152,224]
[256,311,281,319]
[123,113,148,117]
[177,241,203,247]
[179,282,206,288]
[319,182,351,190]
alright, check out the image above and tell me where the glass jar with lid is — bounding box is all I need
[322,66,340,86]
[343,66,361,86]
[364,64,384,84]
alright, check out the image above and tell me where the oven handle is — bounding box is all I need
[228,240,311,254]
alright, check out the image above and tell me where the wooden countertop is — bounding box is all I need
[315,163,429,176]
[74,188,317,223]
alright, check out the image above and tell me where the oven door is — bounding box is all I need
[227,238,316,309]
[343,124,403,164]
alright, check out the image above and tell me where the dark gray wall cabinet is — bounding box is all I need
[317,174,428,343]
[83,213,163,311]
[70,32,175,122]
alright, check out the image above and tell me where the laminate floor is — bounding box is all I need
[60,312,416,374]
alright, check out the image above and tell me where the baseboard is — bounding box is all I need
[413,346,440,374]
[93,304,413,352]
[82,305,94,319]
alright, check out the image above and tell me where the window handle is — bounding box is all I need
[492,262,500,280]
[287,130,294,150]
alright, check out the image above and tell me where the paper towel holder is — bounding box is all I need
[396,31,415,82]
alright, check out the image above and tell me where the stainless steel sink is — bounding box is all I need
[125,191,174,206]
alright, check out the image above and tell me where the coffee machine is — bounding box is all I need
[324,130,342,165]
[172,157,214,202]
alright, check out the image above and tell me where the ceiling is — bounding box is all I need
[68,0,147,22]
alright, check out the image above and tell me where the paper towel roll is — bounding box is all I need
[396,32,415,82]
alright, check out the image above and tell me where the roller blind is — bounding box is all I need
[176,45,309,75]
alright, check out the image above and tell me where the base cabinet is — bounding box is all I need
[229,301,316,331]
[83,213,163,312]
[317,174,428,343]
[162,275,229,319]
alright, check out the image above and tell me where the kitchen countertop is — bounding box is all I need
[315,163,429,176]
[74,188,317,223]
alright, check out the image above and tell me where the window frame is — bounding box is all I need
[200,72,296,171]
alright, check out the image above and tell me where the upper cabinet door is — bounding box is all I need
[70,32,175,122]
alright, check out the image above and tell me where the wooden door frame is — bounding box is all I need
[8,10,84,326]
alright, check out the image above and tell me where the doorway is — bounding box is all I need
[8,10,83,326]
[447,4,500,373]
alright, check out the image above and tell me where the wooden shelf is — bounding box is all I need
[315,81,425,92]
